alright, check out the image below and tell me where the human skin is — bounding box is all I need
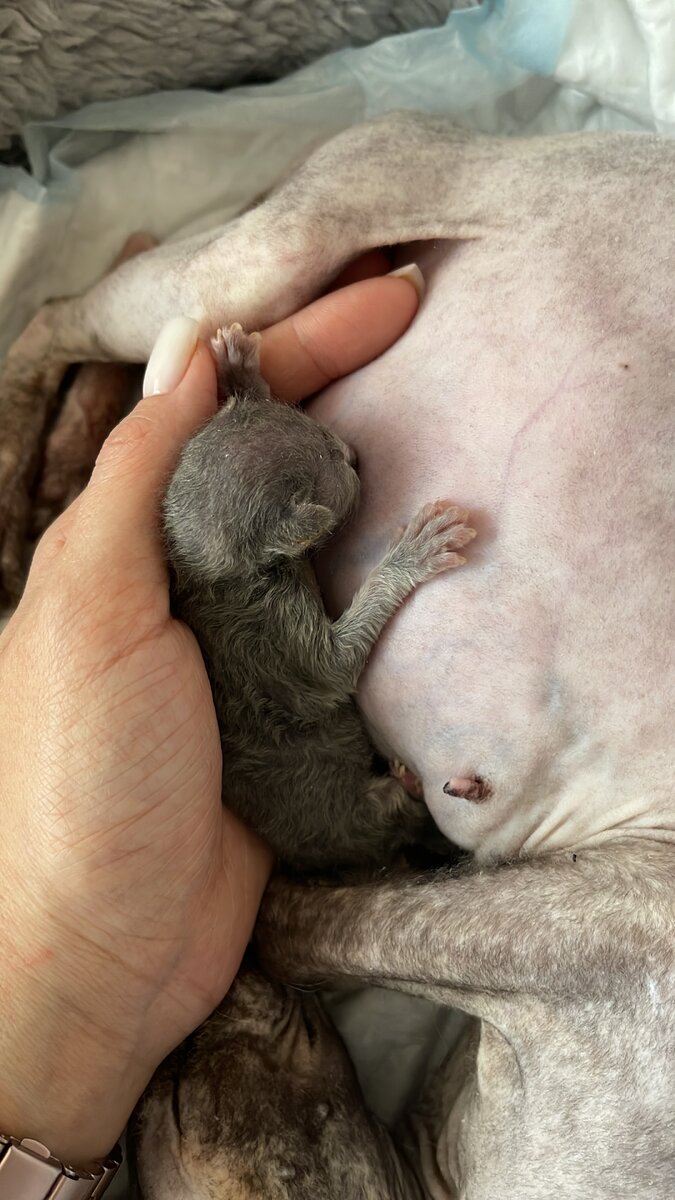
[0,263,420,1167]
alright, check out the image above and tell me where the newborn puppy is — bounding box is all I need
[163,324,474,869]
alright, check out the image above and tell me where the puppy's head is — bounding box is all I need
[163,397,360,583]
[130,965,395,1199]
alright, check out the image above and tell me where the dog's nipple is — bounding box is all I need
[443,775,491,803]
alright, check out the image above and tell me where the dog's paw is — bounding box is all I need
[364,773,431,844]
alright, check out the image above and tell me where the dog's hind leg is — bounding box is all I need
[256,843,675,1195]
[256,841,674,1014]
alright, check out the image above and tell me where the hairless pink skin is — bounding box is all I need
[1,114,673,1199]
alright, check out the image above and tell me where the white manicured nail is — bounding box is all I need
[387,262,425,300]
[142,316,200,397]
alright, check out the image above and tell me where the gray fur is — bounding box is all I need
[162,324,474,869]
[254,841,675,1199]
[0,0,454,153]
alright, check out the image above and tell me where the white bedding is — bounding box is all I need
[1,2,671,1192]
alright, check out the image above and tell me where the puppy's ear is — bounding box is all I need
[264,499,335,561]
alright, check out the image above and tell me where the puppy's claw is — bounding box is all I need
[391,499,476,583]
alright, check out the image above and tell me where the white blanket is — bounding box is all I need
[1,2,671,1193]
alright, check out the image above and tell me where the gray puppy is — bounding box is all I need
[162,324,474,869]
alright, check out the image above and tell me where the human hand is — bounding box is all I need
[0,257,421,1166]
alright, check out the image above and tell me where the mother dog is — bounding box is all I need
[0,113,673,1197]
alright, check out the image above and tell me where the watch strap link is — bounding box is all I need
[0,1135,121,1198]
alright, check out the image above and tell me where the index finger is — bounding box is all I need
[260,270,423,405]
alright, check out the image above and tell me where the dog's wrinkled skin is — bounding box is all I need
[131,963,421,1200]
[163,323,473,868]
[2,113,674,1195]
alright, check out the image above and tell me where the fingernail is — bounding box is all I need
[387,262,425,300]
[143,316,200,397]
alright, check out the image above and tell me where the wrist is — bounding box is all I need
[0,922,146,1165]
[0,1028,128,1167]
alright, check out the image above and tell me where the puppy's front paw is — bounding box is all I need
[365,774,431,846]
[394,499,476,582]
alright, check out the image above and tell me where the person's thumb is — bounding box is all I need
[64,319,217,590]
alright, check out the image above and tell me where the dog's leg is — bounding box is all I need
[257,844,675,1198]
[0,112,520,598]
[16,114,512,365]
[257,841,673,1014]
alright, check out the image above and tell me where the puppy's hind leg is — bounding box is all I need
[211,324,271,403]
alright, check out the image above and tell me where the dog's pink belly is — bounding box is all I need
[310,237,674,859]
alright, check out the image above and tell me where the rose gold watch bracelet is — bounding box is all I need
[0,1134,121,1197]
